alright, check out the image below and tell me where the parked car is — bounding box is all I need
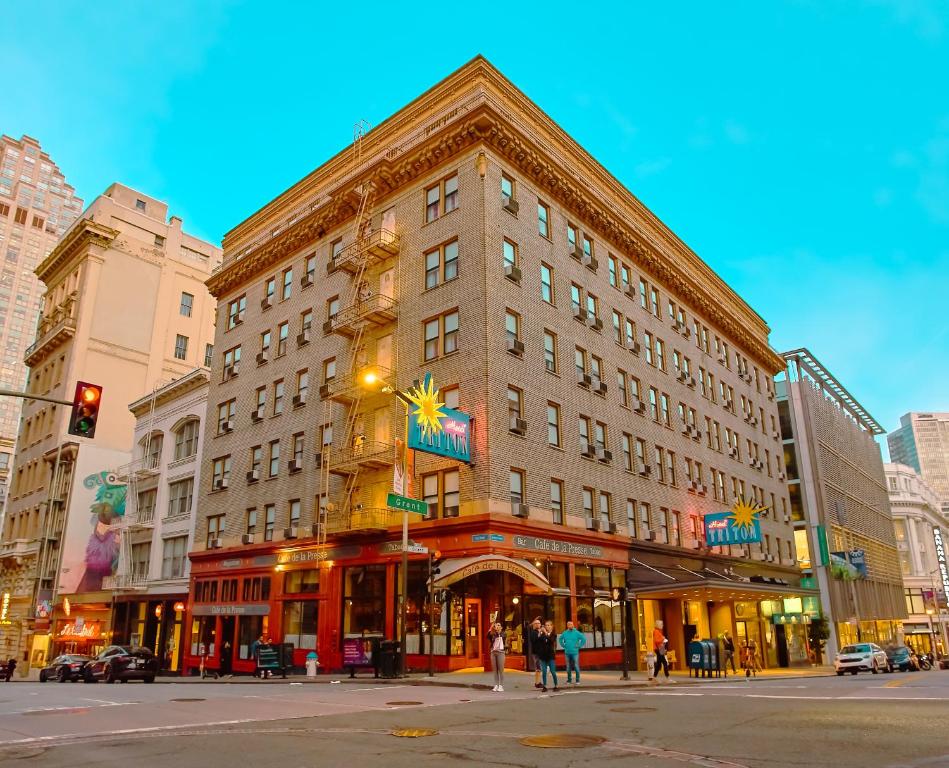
[39,654,91,683]
[835,643,889,675]
[885,645,918,672]
[83,646,158,684]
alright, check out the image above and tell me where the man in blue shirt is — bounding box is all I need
[558,620,587,685]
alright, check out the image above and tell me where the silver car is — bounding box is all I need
[835,643,889,675]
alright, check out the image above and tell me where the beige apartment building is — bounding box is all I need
[778,349,906,659]
[0,184,219,672]
[188,57,808,678]
[0,135,83,522]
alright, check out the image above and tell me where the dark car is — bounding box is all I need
[39,654,91,683]
[83,646,158,684]
[885,645,918,672]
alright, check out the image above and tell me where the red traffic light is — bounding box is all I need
[68,381,103,438]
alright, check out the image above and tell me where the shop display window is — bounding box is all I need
[343,565,386,637]
[237,616,267,659]
[284,569,320,594]
[282,601,318,649]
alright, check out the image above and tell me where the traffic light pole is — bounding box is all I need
[0,389,73,406]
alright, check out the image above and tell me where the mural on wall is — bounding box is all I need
[57,446,131,595]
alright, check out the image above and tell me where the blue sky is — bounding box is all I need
[2,2,946,453]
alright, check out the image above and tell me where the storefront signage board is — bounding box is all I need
[192,603,271,617]
[704,499,765,546]
[58,620,101,639]
[403,374,471,463]
[276,545,361,565]
[933,528,949,606]
[513,535,604,558]
[439,558,544,588]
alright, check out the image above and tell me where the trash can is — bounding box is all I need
[379,640,401,679]
[305,652,319,678]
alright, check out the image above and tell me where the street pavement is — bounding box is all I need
[0,669,946,766]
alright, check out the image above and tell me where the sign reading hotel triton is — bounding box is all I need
[705,499,766,546]
[403,373,471,463]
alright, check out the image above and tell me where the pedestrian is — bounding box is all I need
[221,639,232,677]
[529,617,544,689]
[742,642,757,677]
[250,634,263,678]
[747,637,761,672]
[652,620,671,683]
[3,657,15,682]
[722,631,737,676]
[488,622,506,692]
[537,620,559,692]
[559,620,586,685]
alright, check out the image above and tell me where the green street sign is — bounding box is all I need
[386,492,428,515]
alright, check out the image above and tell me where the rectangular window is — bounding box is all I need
[204,343,213,367]
[168,478,194,518]
[327,296,339,320]
[206,515,225,548]
[292,433,304,465]
[612,310,623,345]
[660,393,670,426]
[264,505,276,541]
[579,415,591,453]
[530,331,553,376]
[626,500,637,537]
[305,254,317,284]
[282,268,293,300]
[547,402,561,447]
[540,263,555,304]
[510,468,525,504]
[644,332,654,365]
[424,239,459,288]
[608,255,617,287]
[180,292,194,317]
[296,369,309,403]
[425,173,458,222]
[570,283,583,315]
[264,277,276,304]
[650,287,660,317]
[599,492,611,526]
[174,334,188,360]
[501,174,515,206]
[273,380,284,415]
[507,385,523,424]
[217,399,236,434]
[550,479,564,525]
[422,309,459,361]
[289,499,301,526]
[639,501,651,535]
[503,238,518,267]
[268,440,280,477]
[649,387,659,421]
[211,456,231,488]
[617,369,628,407]
[227,296,246,329]
[538,202,550,238]
[622,434,633,471]
[505,309,520,344]
[322,357,336,384]
[655,337,665,371]
[666,450,677,486]
[277,322,289,356]
[582,487,594,523]
[161,536,188,578]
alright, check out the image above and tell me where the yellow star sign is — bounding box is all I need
[403,374,447,440]
[728,497,767,531]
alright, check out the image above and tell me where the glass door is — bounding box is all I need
[465,598,482,664]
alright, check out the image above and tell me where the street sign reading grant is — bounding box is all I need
[402,373,471,463]
[705,499,765,546]
[386,492,428,515]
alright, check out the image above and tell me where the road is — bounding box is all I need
[0,671,946,766]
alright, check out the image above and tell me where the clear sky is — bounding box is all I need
[2,2,946,452]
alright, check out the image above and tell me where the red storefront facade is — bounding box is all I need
[184,514,631,676]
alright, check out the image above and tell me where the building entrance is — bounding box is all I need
[464,598,481,663]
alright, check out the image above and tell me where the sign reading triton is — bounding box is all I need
[705,499,766,546]
[402,373,471,463]
[387,492,428,516]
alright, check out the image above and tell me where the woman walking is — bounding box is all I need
[488,622,506,692]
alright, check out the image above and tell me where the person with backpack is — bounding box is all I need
[558,620,586,685]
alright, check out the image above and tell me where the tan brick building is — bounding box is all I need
[189,57,808,676]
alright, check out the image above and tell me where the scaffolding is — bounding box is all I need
[315,122,402,548]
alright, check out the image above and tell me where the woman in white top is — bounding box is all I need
[488,622,506,692]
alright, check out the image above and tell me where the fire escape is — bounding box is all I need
[314,121,401,547]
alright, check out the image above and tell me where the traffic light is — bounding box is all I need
[68,381,103,438]
[429,550,443,579]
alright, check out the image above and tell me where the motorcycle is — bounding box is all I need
[917,653,933,671]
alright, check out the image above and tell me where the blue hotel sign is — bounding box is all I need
[403,374,471,463]
[704,500,765,546]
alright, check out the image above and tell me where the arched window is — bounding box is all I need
[174,419,200,461]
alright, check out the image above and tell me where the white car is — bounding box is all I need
[835,643,890,675]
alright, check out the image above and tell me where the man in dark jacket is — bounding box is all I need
[536,620,559,692]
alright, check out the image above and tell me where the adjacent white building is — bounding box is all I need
[107,368,210,673]
[886,462,948,656]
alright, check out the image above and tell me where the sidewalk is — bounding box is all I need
[155,665,835,689]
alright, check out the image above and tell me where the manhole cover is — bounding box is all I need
[392,728,438,738]
[386,701,423,706]
[520,734,606,749]
[609,706,656,713]
[170,698,206,703]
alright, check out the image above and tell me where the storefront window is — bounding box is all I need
[592,566,610,590]
[282,601,318,649]
[190,616,216,657]
[238,616,266,659]
[284,569,320,594]
[343,565,386,637]
[547,562,568,589]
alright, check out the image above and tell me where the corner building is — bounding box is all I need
[189,57,808,676]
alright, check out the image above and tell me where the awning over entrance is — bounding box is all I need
[432,555,551,592]
[628,559,818,602]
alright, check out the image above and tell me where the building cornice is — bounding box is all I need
[36,219,118,284]
[129,368,210,417]
[211,57,782,373]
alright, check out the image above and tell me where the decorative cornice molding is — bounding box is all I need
[36,219,118,284]
[210,57,783,373]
